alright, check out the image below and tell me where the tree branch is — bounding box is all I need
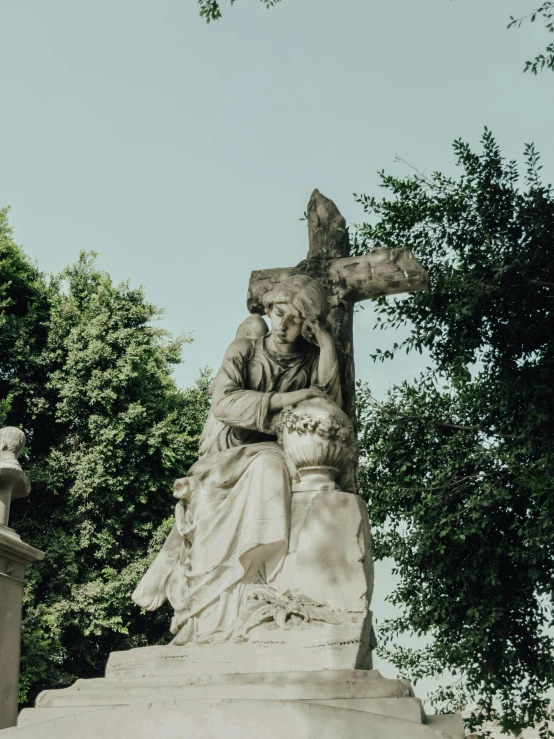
[362,394,523,439]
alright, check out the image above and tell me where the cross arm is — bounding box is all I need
[327,248,428,305]
[247,247,428,313]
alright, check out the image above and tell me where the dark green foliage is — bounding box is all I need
[509,2,554,73]
[354,131,554,735]
[198,0,281,23]
[0,225,210,706]
[0,208,50,428]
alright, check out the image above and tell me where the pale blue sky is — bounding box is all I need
[1,0,553,396]
[1,0,553,705]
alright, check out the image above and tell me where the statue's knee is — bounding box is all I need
[253,451,288,479]
[260,451,286,470]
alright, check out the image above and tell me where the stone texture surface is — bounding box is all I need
[1,701,464,739]
[6,668,464,738]
[34,669,414,708]
[0,540,43,731]
[0,428,44,731]
[17,696,426,728]
[105,620,371,676]
[4,658,466,738]
[281,490,372,612]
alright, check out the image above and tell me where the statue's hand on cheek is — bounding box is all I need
[301,317,320,345]
[302,318,333,348]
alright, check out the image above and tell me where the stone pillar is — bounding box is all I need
[0,428,44,730]
[277,397,375,669]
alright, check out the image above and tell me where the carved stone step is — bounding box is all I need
[35,669,414,708]
[104,620,372,677]
[106,638,372,677]
[2,700,464,739]
[19,696,426,728]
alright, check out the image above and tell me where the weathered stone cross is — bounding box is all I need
[247,189,429,431]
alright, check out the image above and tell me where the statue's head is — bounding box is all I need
[262,275,327,346]
[0,426,26,465]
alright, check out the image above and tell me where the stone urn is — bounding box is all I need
[280,397,356,492]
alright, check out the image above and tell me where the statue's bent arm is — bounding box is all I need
[210,338,275,432]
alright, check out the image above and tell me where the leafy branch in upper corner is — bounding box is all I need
[508,2,554,72]
[197,0,554,75]
[198,0,281,23]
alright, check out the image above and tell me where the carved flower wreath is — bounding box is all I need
[273,405,356,449]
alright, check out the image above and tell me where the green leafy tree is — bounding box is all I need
[354,130,554,735]
[0,208,50,427]
[0,231,210,706]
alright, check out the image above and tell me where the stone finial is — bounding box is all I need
[0,427,30,527]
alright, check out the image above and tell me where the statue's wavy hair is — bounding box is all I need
[262,275,327,321]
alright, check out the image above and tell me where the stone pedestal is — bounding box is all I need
[0,483,463,738]
[0,480,464,738]
[0,526,44,730]
[276,488,375,670]
[0,428,44,730]
[0,417,465,738]
[2,662,464,738]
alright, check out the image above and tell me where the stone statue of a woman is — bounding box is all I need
[132,275,343,645]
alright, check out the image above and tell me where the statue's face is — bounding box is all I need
[268,302,303,345]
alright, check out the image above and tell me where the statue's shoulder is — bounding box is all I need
[235,314,268,341]
[222,314,268,363]
[223,337,256,361]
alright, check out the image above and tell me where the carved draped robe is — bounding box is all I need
[132,332,341,644]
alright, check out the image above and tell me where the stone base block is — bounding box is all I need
[0,526,44,730]
[280,491,373,616]
[18,696,426,728]
[2,666,465,739]
[0,648,467,739]
[4,699,465,739]
[34,669,414,708]
[106,617,372,678]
